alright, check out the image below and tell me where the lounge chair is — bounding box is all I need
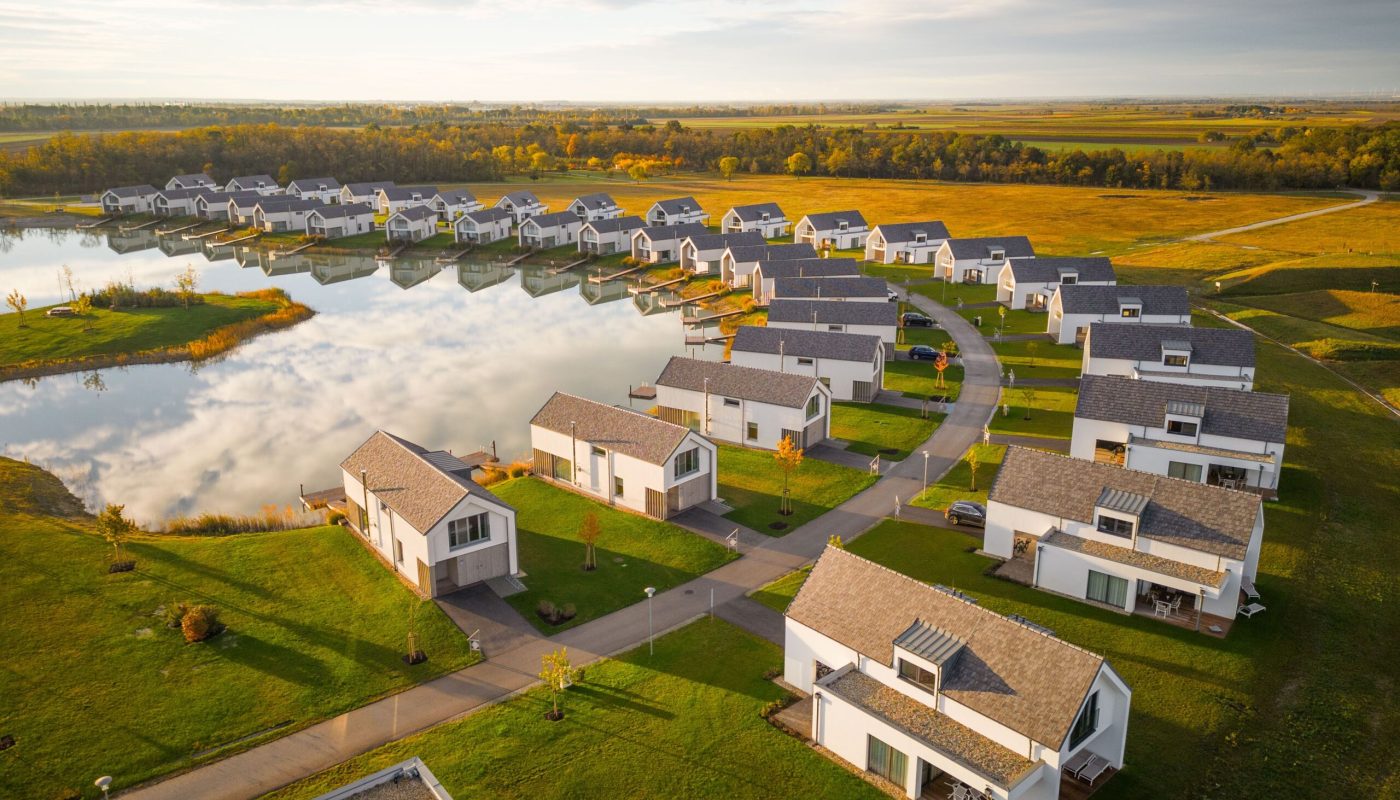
[1076,754,1112,785]
[1242,576,1261,601]
[1239,602,1267,618]
[1061,749,1093,778]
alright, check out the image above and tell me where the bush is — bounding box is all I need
[759,694,797,719]
[325,510,346,525]
[163,601,190,629]
[561,603,577,619]
[181,605,223,643]
[87,280,206,310]
[535,599,577,626]
[620,256,640,267]
[162,504,303,535]
[537,599,556,619]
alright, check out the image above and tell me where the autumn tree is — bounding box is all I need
[6,289,27,327]
[175,265,198,309]
[1019,387,1036,420]
[96,503,136,564]
[539,647,578,721]
[785,151,812,176]
[934,349,950,389]
[718,156,739,180]
[774,435,804,516]
[827,534,845,550]
[627,163,649,182]
[579,512,601,571]
[61,264,76,302]
[72,293,93,332]
[1025,341,1039,369]
[965,446,983,491]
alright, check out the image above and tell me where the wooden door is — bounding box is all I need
[417,559,433,595]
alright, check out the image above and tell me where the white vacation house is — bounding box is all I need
[720,242,817,288]
[794,210,870,250]
[306,203,376,240]
[578,215,645,255]
[227,194,265,226]
[518,211,583,249]
[152,187,210,217]
[654,356,832,450]
[101,184,158,214]
[253,197,323,232]
[378,185,438,216]
[1082,323,1256,390]
[729,325,885,403]
[936,236,1035,285]
[432,189,482,223]
[165,173,217,191]
[224,175,280,195]
[1047,285,1191,345]
[646,196,708,226]
[679,230,766,275]
[454,207,514,245]
[752,258,861,305]
[194,190,257,220]
[340,181,395,206]
[766,298,900,344]
[567,192,623,221]
[771,276,889,304]
[495,190,547,225]
[865,221,951,265]
[286,177,342,204]
[385,206,439,243]
[997,257,1116,311]
[631,222,710,264]
[721,202,789,237]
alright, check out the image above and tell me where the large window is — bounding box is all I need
[867,736,908,785]
[898,659,937,694]
[1086,570,1129,608]
[1166,419,1198,437]
[1097,514,1134,537]
[448,512,490,549]
[673,448,700,479]
[806,394,823,420]
[553,456,573,482]
[1168,461,1203,482]
[1069,691,1100,749]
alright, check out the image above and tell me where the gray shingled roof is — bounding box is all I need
[381,186,439,202]
[530,392,691,466]
[1057,284,1190,315]
[944,236,1035,260]
[255,197,324,213]
[434,188,477,205]
[988,446,1262,559]
[499,190,541,206]
[1008,257,1115,283]
[228,175,277,187]
[288,177,341,192]
[635,221,710,244]
[340,431,512,534]
[650,196,703,215]
[656,356,820,408]
[766,299,900,327]
[343,181,396,195]
[725,242,817,263]
[755,258,860,281]
[459,207,513,225]
[727,202,785,222]
[731,325,882,362]
[582,215,645,234]
[156,187,212,201]
[801,210,869,231]
[390,205,438,223]
[683,230,766,251]
[772,276,887,300]
[873,221,950,244]
[1076,374,1288,442]
[788,547,1108,748]
[309,202,374,221]
[105,184,158,197]
[1087,323,1255,368]
[199,189,258,205]
[169,173,214,185]
[524,211,583,229]
[571,192,617,210]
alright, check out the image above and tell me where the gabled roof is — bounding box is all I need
[1007,257,1115,283]
[156,187,213,201]
[254,197,323,213]
[755,258,860,281]
[872,221,950,244]
[788,547,1108,748]
[530,392,693,466]
[287,177,341,192]
[168,173,214,185]
[498,190,541,206]
[309,202,374,221]
[380,185,438,202]
[766,299,900,327]
[434,188,478,205]
[725,242,817,263]
[988,446,1262,560]
[943,236,1035,260]
[772,276,887,300]
[570,192,617,210]
[1087,323,1255,368]
[726,202,785,222]
[635,221,710,244]
[656,356,821,408]
[105,184,158,197]
[1076,374,1288,442]
[522,210,583,229]
[227,175,277,187]
[1057,284,1190,315]
[458,207,513,226]
[800,210,869,231]
[389,205,438,223]
[732,325,883,363]
[198,189,259,205]
[340,431,512,534]
[683,230,765,252]
[581,215,645,235]
[649,196,703,215]
[343,181,396,195]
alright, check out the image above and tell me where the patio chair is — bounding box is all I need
[1154,600,1172,618]
[1076,754,1112,786]
[1239,602,1267,618]
[1169,595,1183,613]
[1061,749,1093,778]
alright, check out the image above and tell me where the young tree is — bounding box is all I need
[61,264,76,302]
[774,435,805,516]
[785,151,812,177]
[965,446,983,491]
[1025,341,1039,369]
[998,304,1007,328]
[72,293,93,332]
[96,503,136,564]
[539,647,578,721]
[718,156,740,180]
[1019,387,1036,420]
[934,349,950,389]
[627,163,649,182]
[579,512,601,571]
[6,289,27,327]
[175,265,198,309]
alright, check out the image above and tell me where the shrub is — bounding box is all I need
[325,510,346,525]
[181,605,223,643]
[561,603,577,620]
[537,599,556,619]
[535,600,576,626]
[620,256,641,267]
[162,504,304,535]
[163,601,190,629]
[87,280,205,310]
[759,694,797,719]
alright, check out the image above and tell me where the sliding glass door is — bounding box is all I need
[868,735,908,786]
[1087,569,1129,608]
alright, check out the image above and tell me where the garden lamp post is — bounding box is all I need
[645,586,657,656]
[922,450,930,494]
[95,777,112,800]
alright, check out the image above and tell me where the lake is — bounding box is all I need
[0,227,720,524]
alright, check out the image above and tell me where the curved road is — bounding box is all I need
[123,286,1001,800]
[1184,188,1380,242]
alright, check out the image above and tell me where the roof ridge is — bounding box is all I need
[1002,445,1265,500]
[551,390,690,433]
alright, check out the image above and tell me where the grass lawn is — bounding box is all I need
[991,338,1083,380]
[911,444,1007,510]
[893,325,945,349]
[1220,289,1399,340]
[717,443,878,535]
[0,293,283,369]
[989,385,1078,440]
[957,306,1046,335]
[317,230,385,250]
[406,232,459,251]
[490,478,736,632]
[885,358,963,399]
[750,566,811,614]
[0,458,476,800]
[264,619,885,800]
[914,281,1000,306]
[831,402,942,460]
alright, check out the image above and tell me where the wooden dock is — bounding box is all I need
[436,246,472,263]
[184,226,231,241]
[588,263,647,284]
[685,333,736,345]
[628,384,657,400]
[681,307,746,325]
[118,218,160,233]
[155,220,203,236]
[505,249,535,267]
[219,231,261,246]
[661,288,725,308]
[630,276,687,295]
[380,242,408,260]
[77,217,115,229]
[549,257,591,275]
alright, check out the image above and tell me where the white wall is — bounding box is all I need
[729,349,883,402]
[655,383,829,449]
[1082,353,1255,391]
[1070,416,1283,492]
[529,425,715,515]
[766,319,897,344]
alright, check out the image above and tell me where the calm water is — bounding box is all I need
[0,228,718,524]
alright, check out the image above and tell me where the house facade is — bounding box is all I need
[101,185,158,214]
[568,192,623,221]
[766,299,900,344]
[729,325,885,402]
[654,357,831,450]
[454,208,514,244]
[385,206,439,243]
[997,257,1116,311]
[721,202,789,237]
[794,211,870,250]
[227,194,265,226]
[253,197,323,232]
[720,242,817,288]
[378,186,438,216]
[306,203,375,239]
[771,276,888,304]
[286,177,342,204]
[152,187,210,217]
[786,547,1131,800]
[518,211,583,249]
[1071,375,1287,494]
[985,446,1264,623]
[530,392,717,520]
[578,215,645,255]
[195,190,258,220]
[340,431,519,598]
[865,221,951,265]
[495,190,547,224]
[1047,285,1191,345]
[679,230,766,274]
[936,236,1035,284]
[432,189,482,223]
[1082,323,1256,390]
[340,181,396,206]
[630,222,710,264]
[165,173,217,191]
[752,258,861,305]
[646,196,707,226]
[225,175,280,195]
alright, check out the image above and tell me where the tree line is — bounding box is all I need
[0,119,1395,196]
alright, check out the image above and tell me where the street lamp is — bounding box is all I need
[644,586,657,656]
[922,450,930,494]
[95,777,113,800]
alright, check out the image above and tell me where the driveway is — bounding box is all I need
[434,584,543,657]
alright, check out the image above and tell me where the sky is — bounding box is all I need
[0,0,1397,102]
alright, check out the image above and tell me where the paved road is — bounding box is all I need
[1183,188,1380,242]
[122,286,1001,800]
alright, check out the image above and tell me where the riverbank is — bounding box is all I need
[0,288,314,382]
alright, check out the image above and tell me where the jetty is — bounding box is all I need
[685,333,736,345]
[379,242,408,260]
[630,276,687,295]
[549,257,591,275]
[661,288,725,308]
[183,226,231,241]
[76,217,115,230]
[587,263,647,284]
[218,231,261,246]
[270,241,316,259]
[118,218,160,233]
[435,246,472,264]
[628,384,657,401]
[155,220,204,236]
[680,307,746,325]
[505,249,535,267]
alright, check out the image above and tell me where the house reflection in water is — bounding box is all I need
[107,229,159,254]
[579,275,631,306]
[389,257,444,290]
[309,254,380,286]
[456,262,514,293]
[519,264,579,298]
[158,235,202,258]
[260,251,311,277]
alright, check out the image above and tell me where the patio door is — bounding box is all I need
[867,735,908,786]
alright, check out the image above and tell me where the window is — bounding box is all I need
[806,394,823,420]
[1120,307,1141,319]
[866,736,908,785]
[989,250,1004,262]
[1163,354,1189,367]
[1086,570,1129,608]
[723,398,740,408]
[614,476,625,497]
[673,447,700,478]
[591,445,606,456]
[1166,419,1199,437]
[1097,514,1134,537]
[393,538,404,565]
[898,659,937,693]
[1168,461,1203,482]
[1069,692,1100,749]
[796,357,815,366]
[448,512,490,549]
[1060,275,1078,285]
[746,422,759,441]
[552,456,572,482]
[827,324,844,332]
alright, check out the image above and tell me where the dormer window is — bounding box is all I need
[914,233,927,244]
[1059,272,1078,285]
[897,659,938,693]
[988,248,1005,262]
[760,212,770,221]
[1120,306,1141,318]
[1094,488,1146,539]
[1161,340,1191,367]
[1163,353,1189,367]
[892,620,964,697]
[1096,514,1134,537]
[838,221,849,231]
[1166,419,1198,436]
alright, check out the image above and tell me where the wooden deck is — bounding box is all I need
[1133,600,1234,637]
[919,766,1116,800]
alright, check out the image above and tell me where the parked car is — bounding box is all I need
[886,288,900,302]
[945,500,987,527]
[902,312,934,327]
[908,345,940,361]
